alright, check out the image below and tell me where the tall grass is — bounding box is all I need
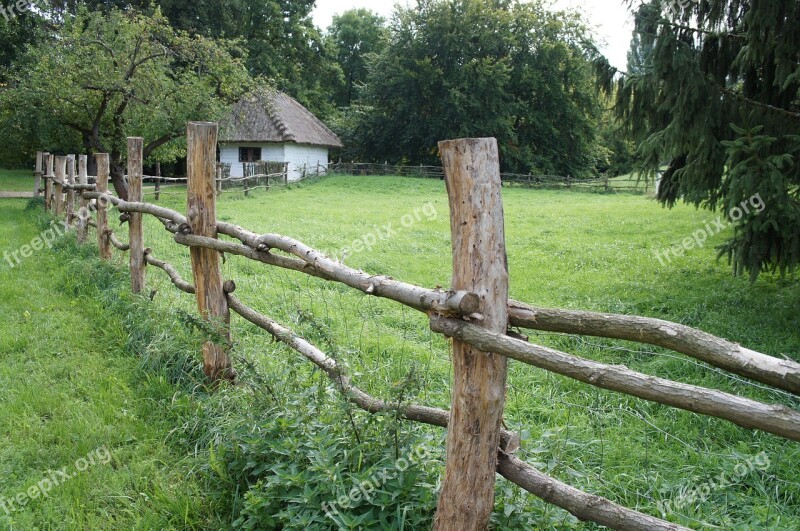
[3,173,799,529]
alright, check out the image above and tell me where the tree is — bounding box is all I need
[596,0,800,280]
[0,8,252,199]
[326,9,388,107]
[45,0,342,119]
[347,0,603,177]
[0,5,47,84]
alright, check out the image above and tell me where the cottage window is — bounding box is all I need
[239,147,262,163]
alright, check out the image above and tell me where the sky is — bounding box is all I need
[311,1,635,70]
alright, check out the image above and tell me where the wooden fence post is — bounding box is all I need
[128,138,145,294]
[95,154,112,260]
[433,138,509,531]
[154,161,161,201]
[34,151,43,198]
[42,153,52,210]
[77,155,89,244]
[186,122,234,382]
[65,155,76,228]
[54,156,66,218]
[216,164,223,196]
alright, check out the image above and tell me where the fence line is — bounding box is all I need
[327,162,650,193]
[31,129,798,530]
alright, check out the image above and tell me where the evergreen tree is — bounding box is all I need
[596,0,800,280]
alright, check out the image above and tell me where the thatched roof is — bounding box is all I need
[219,90,343,148]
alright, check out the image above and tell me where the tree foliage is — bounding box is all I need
[340,0,603,177]
[326,9,389,107]
[0,8,252,198]
[45,0,340,118]
[597,0,800,280]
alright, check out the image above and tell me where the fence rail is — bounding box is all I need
[327,162,651,193]
[30,132,799,531]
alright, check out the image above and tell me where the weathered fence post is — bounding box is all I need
[154,161,161,201]
[43,153,52,210]
[215,164,223,196]
[33,151,43,198]
[284,162,289,184]
[95,154,112,260]
[77,155,89,244]
[433,138,509,531]
[54,156,66,218]
[186,122,234,382]
[65,155,76,228]
[128,137,145,294]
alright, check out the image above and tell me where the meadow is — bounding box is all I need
[1,173,798,529]
[0,169,36,192]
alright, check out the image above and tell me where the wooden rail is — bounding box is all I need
[35,128,799,531]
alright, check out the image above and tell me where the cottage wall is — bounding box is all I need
[284,143,329,181]
[220,143,285,178]
[220,142,329,181]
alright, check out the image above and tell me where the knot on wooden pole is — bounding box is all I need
[223,280,237,294]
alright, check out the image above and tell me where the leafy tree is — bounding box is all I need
[45,0,341,118]
[0,8,252,199]
[326,9,388,107]
[596,0,800,280]
[347,0,603,177]
[0,3,48,83]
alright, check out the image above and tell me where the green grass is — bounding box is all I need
[0,169,35,193]
[133,175,800,529]
[3,175,800,529]
[0,200,224,529]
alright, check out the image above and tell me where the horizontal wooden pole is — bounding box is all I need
[225,294,685,531]
[64,183,97,191]
[508,301,800,396]
[109,232,130,251]
[81,193,187,226]
[217,221,480,315]
[144,250,195,294]
[431,315,800,442]
[496,454,686,531]
[91,195,795,400]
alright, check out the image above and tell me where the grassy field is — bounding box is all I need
[139,175,800,529]
[2,173,799,529]
[0,169,35,192]
[0,199,226,529]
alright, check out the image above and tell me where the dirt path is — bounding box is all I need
[0,191,34,198]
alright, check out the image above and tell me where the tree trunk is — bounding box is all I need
[110,160,130,201]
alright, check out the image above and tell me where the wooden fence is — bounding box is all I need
[32,126,800,531]
[327,162,651,193]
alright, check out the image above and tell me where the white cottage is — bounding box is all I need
[218,90,343,181]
